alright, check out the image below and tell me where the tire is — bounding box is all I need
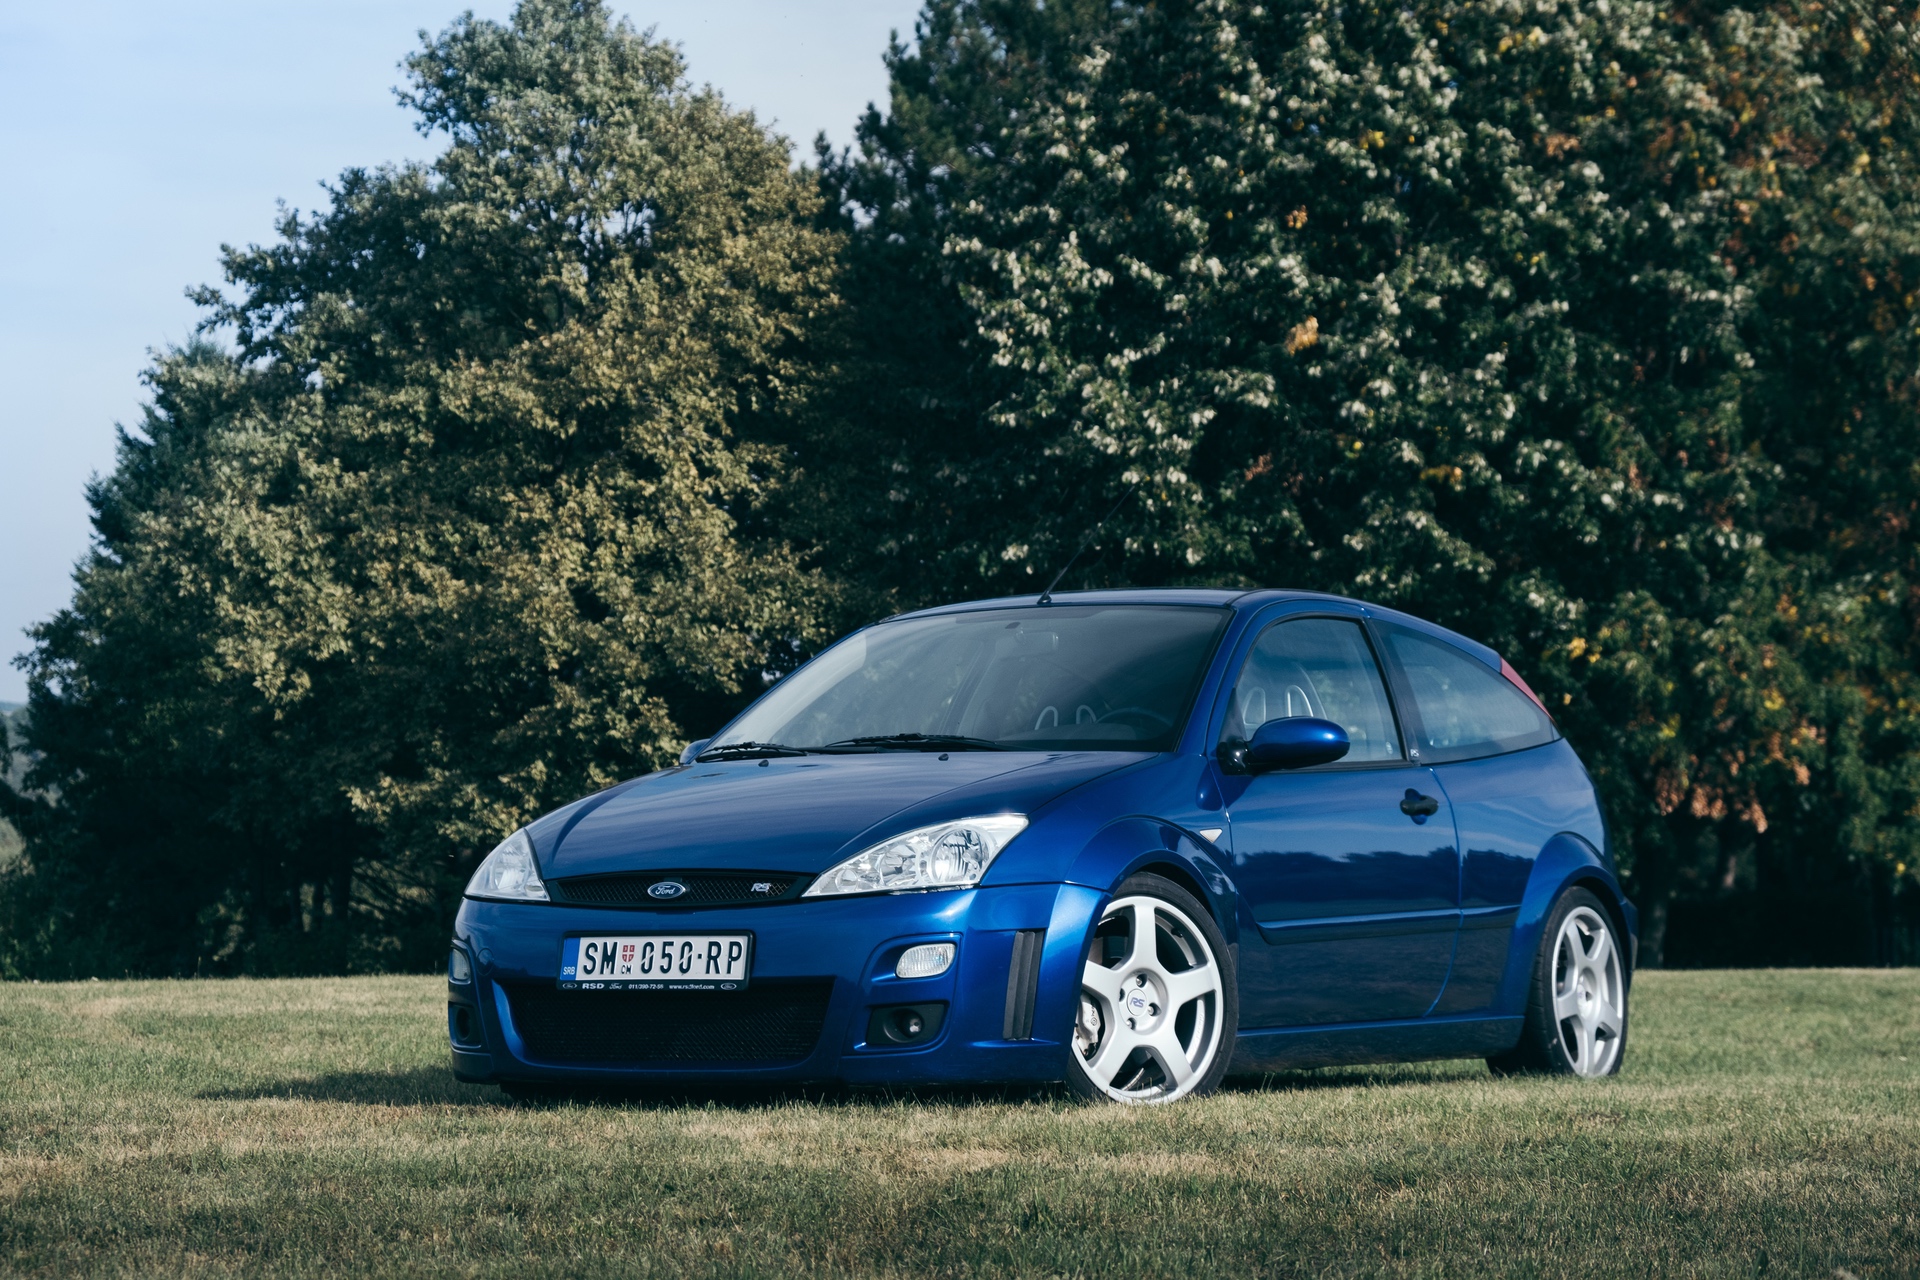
[1066,872,1238,1103]
[1488,886,1629,1078]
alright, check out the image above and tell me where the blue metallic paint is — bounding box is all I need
[1244,716,1352,770]
[1428,740,1609,1015]
[449,588,1636,1090]
[1223,764,1460,1027]
[531,751,1145,878]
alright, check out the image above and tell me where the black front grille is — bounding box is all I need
[502,979,834,1065]
[549,871,807,909]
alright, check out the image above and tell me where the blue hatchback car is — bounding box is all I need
[448,589,1635,1103]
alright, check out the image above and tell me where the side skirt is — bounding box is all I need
[1228,1014,1523,1073]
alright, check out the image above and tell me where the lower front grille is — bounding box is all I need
[501,979,834,1065]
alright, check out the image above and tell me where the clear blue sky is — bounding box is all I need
[0,0,920,704]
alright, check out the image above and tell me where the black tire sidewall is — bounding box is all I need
[1065,871,1240,1102]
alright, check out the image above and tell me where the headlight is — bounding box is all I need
[803,815,1028,898]
[465,829,550,902]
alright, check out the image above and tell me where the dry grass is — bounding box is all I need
[1,969,1917,1277]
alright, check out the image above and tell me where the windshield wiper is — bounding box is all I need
[695,740,813,760]
[823,733,1007,752]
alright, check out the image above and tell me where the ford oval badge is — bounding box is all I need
[647,880,688,900]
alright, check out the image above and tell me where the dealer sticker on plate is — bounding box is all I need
[558,934,752,991]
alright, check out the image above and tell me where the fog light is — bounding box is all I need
[895,942,955,979]
[448,1002,482,1046]
[448,946,473,983]
[866,1001,948,1047]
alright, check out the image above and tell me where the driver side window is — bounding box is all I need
[1221,618,1403,763]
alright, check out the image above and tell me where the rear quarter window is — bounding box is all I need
[1382,625,1558,763]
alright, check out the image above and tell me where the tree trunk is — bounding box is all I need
[1639,889,1670,969]
[330,862,354,971]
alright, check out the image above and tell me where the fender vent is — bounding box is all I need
[1003,929,1045,1040]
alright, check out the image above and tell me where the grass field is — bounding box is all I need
[1,971,1916,1278]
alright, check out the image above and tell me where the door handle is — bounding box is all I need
[1400,789,1440,821]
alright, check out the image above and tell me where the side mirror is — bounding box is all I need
[1219,717,1350,774]
[678,738,712,766]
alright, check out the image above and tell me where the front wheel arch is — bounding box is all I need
[1064,815,1243,949]
[1132,860,1215,926]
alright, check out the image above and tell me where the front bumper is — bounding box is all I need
[446,882,1102,1087]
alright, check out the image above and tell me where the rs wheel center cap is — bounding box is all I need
[1122,973,1164,1031]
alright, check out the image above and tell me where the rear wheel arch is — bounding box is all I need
[1565,873,1634,980]
[1489,884,1630,1077]
[1497,832,1631,1015]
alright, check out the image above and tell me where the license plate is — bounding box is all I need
[558,934,752,991]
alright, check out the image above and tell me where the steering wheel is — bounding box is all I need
[1098,706,1175,733]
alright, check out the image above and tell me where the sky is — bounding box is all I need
[0,0,921,705]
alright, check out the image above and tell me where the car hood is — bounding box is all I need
[529,751,1146,880]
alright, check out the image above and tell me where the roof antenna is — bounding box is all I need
[1037,481,1142,606]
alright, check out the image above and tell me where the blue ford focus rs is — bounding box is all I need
[448,589,1635,1103]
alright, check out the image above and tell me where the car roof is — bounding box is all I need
[883,587,1504,670]
[887,587,1259,618]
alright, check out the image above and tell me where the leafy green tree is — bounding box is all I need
[0,708,20,880]
[4,0,834,976]
[786,1,1119,617]
[1713,1,1920,956]
[818,0,1920,961]
[9,0,1918,976]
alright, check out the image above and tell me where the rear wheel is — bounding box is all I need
[1488,886,1628,1078]
[1066,873,1237,1103]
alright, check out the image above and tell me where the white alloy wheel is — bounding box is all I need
[1551,904,1626,1077]
[1073,892,1227,1103]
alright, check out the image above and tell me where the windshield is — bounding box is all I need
[717,605,1230,753]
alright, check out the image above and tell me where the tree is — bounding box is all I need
[4,0,835,976]
[11,0,1918,975]
[786,0,1122,619]
[1705,0,1920,960]
[819,0,1920,962]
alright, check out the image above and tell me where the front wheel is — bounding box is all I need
[1488,886,1629,1078]
[1066,873,1237,1103]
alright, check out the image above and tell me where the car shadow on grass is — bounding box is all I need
[492,1079,1089,1111]
[1223,1061,1493,1093]
[196,1069,1070,1111]
[198,1061,1490,1110]
[197,1067,501,1106]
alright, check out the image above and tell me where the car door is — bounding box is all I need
[1218,613,1462,1027]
